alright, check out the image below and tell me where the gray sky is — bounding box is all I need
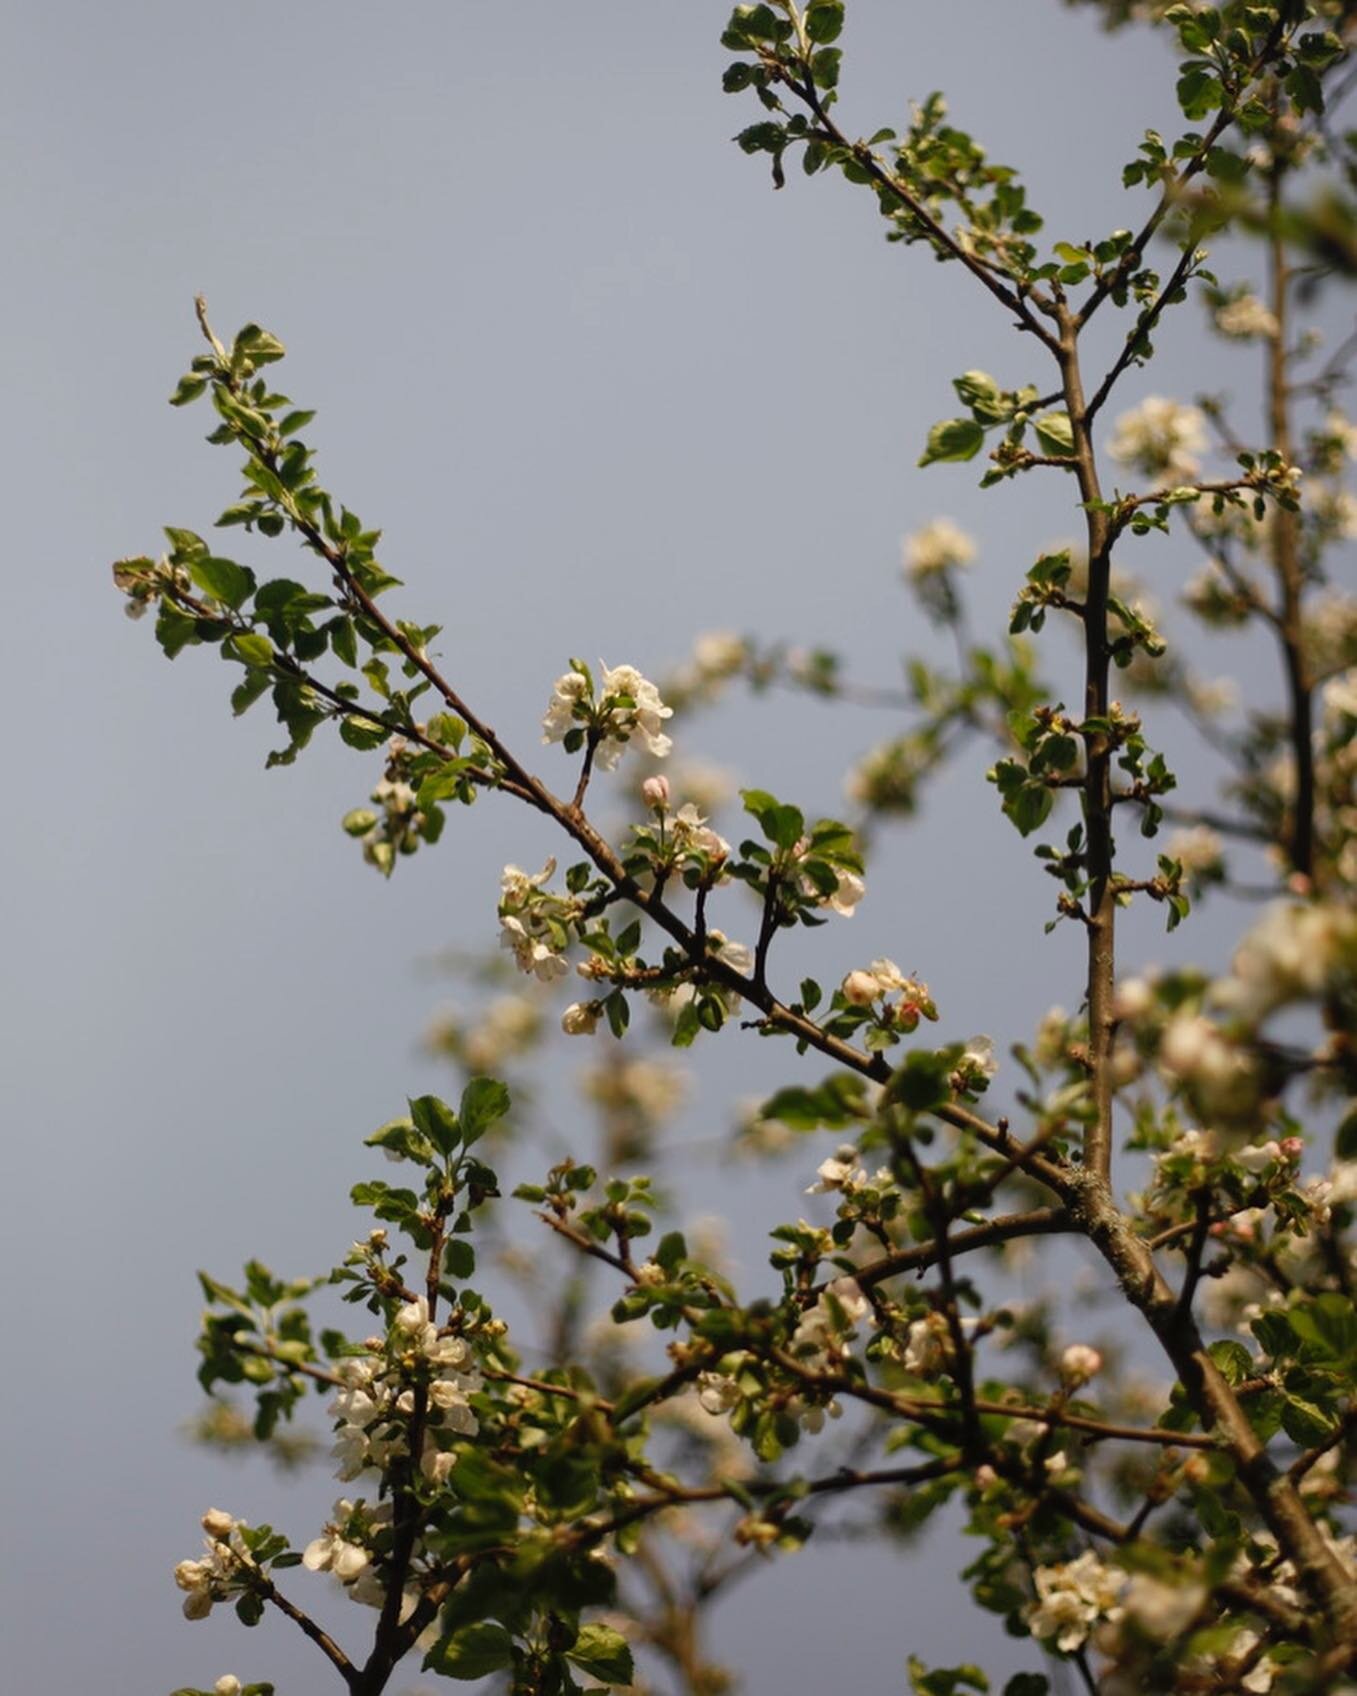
[3,3,1340,1692]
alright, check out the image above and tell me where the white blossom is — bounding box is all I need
[542,662,673,768]
[806,1147,866,1194]
[1324,668,1357,723]
[541,670,590,743]
[697,1370,741,1416]
[903,518,976,580]
[841,969,881,1006]
[1026,1550,1127,1652]
[692,631,747,677]
[793,1277,871,1362]
[1214,900,1356,1023]
[825,869,865,917]
[1123,1571,1206,1640]
[959,1035,997,1080]
[903,1313,950,1377]
[1060,1343,1103,1384]
[1214,293,1279,339]
[1167,825,1223,876]
[303,1509,372,1583]
[561,1001,600,1036]
[596,662,673,768]
[1108,396,1208,480]
[498,859,575,982]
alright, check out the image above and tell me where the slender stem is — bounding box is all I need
[854,1206,1071,1289]
[1058,308,1116,1184]
[260,1577,360,1690]
[778,71,1062,354]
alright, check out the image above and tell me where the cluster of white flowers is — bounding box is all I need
[662,632,750,708]
[806,1145,869,1194]
[542,663,673,771]
[1158,1011,1248,1085]
[1214,293,1279,340]
[1121,1570,1207,1640]
[902,1311,951,1377]
[1025,1549,1127,1652]
[1326,668,1357,726]
[1184,673,1240,718]
[302,1497,393,1602]
[1213,900,1357,1024]
[956,1035,999,1086]
[844,735,928,813]
[174,1510,254,1620]
[1303,590,1357,679]
[667,800,731,865]
[498,859,579,982]
[428,992,541,1073]
[581,1055,689,1124]
[328,1298,482,1487]
[839,959,937,1031]
[1108,396,1208,481]
[791,1276,872,1367]
[1166,824,1225,878]
[902,517,976,580]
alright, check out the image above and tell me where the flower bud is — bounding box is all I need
[642,774,670,810]
[1060,1344,1103,1385]
[201,1508,236,1540]
[215,1679,243,1696]
[561,1001,600,1036]
[1112,976,1153,1021]
[841,969,880,1006]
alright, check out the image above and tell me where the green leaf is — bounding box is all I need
[1286,63,1324,116]
[1032,412,1074,456]
[444,1238,476,1280]
[804,2,844,44]
[231,667,272,715]
[227,632,275,669]
[459,1077,511,1145]
[761,1074,869,1130]
[190,556,256,609]
[423,1621,516,1680]
[952,370,1004,422]
[410,1094,461,1157]
[1280,1392,1333,1445]
[1207,1339,1253,1386]
[1177,64,1222,120]
[888,1049,954,1113]
[566,1623,635,1685]
[338,715,390,751]
[155,600,201,659]
[919,417,985,468]
[169,374,209,407]
[1287,1294,1357,1364]
[907,1659,989,1696]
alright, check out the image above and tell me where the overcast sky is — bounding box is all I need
[4,4,1346,1693]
